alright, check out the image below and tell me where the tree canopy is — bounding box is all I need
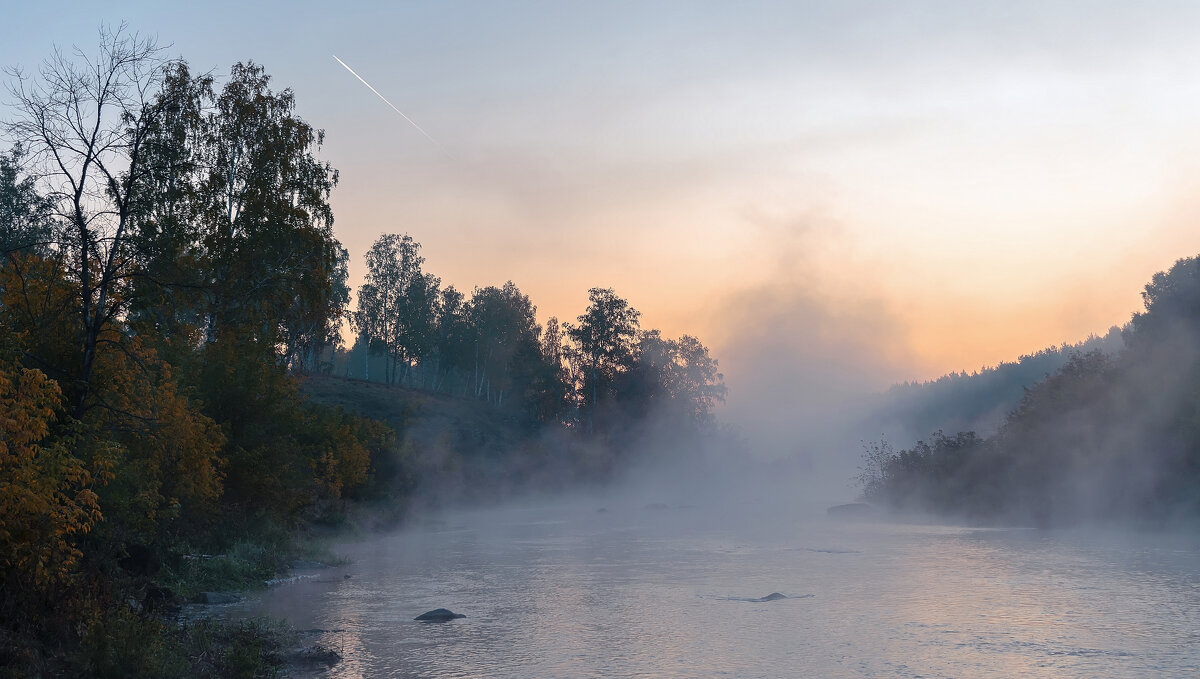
[0,29,728,674]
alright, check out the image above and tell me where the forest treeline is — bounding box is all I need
[333,232,726,433]
[861,256,1200,526]
[0,30,725,674]
[871,326,1124,441]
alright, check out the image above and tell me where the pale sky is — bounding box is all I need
[6,1,1200,415]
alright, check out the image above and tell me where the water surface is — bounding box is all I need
[232,497,1200,678]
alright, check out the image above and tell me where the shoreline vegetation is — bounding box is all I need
[860,255,1200,529]
[6,25,1200,678]
[0,30,727,676]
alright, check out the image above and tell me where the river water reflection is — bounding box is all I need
[231,496,1200,678]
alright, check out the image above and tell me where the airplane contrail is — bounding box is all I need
[332,54,446,152]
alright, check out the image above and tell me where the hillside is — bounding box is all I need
[861,255,1200,526]
[869,326,1125,443]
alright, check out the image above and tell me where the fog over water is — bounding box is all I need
[221,488,1200,678]
[218,261,1200,677]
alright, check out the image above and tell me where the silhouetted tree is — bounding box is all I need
[400,271,441,387]
[4,26,166,417]
[355,233,424,383]
[466,281,541,407]
[200,62,343,368]
[630,331,727,425]
[566,287,640,432]
[431,284,469,392]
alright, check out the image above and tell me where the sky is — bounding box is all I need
[5,1,1200,430]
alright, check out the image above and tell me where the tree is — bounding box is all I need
[666,334,727,424]
[4,26,167,417]
[198,62,343,365]
[355,233,424,383]
[430,284,469,392]
[120,59,347,373]
[1128,255,1200,345]
[125,62,213,362]
[534,316,569,421]
[400,271,441,387]
[466,281,541,407]
[630,331,727,425]
[0,355,106,645]
[566,287,640,430]
[0,145,54,257]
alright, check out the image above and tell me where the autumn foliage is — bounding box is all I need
[0,29,729,674]
[0,33,393,671]
[0,359,101,595]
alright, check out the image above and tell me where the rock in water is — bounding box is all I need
[756,592,787,602]
[414,608,466,622]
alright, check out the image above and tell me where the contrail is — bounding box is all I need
[332,54,446,152]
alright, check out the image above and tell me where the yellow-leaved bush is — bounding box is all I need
[0,361,102,592]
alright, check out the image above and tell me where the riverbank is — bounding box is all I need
[49,528,350,677]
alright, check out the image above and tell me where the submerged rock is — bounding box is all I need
[715,592,813,602]
[414,608,466,622]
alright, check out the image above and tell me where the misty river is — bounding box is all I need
[219,494,1200,678]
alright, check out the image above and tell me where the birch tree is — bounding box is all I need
[355,233,423,382]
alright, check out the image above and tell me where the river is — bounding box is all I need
[222,492,1200,678]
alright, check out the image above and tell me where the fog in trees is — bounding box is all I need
[10,21,1200,677]
[339,236,727,453]
[859,256,1200,526]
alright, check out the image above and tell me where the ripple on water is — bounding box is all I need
[244,506,1200,679]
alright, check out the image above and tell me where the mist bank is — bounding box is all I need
[0,32,736,676]
[859,254,1200,527]
[298,374,740,519]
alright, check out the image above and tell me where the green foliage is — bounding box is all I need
[71,611,287,678]
[0,38,388,675]
[159,541,283,598]
[0,145,53,257]
[0,31,732,676]
[74,611,191,678]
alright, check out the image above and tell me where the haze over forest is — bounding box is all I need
[8,1,1200,397]
[6,3,1200,675]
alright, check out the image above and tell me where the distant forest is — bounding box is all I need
[872,326,1125,441]
[862,256,1200,526]
[326,232,727,434]
[0,31,725,674]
